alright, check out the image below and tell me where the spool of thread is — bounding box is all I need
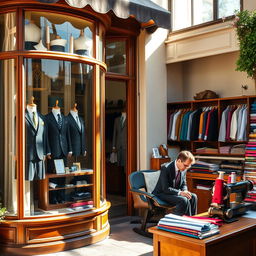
[212,171,225,205]
[228,175,231,184]
[231,172,236,183]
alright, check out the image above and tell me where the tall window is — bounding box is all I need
[171,0,241,31]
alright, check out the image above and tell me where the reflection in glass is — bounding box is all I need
[0,59,17,215]
[218,0,240,19]
[24,12,93,57]
[172,0,191,30]
[0,13,16,51]
[193,0,213,25]
[24,58,93,216]
[106,41,126,74]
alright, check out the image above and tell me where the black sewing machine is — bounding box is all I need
[208,180,254,221]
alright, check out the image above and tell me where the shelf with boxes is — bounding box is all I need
[38,169,94,211]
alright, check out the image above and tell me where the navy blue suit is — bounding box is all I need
[153,161,197,216]
[66,113,86,157]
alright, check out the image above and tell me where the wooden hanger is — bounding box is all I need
[53,100,60,109]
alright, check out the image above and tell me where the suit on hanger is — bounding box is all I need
[153,161,197,216]
[25,110,48,180]
[66,113,86,156]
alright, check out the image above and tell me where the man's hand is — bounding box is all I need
[180,190,192,199]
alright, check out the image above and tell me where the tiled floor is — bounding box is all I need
[39,217,153,256]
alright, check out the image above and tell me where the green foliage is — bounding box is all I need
[234,10,256,79]
[0,204,7,220]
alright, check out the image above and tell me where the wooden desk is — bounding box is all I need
[149,216,256,256]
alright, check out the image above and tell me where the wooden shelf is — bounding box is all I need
[193,153,244,157]
[49,183,93,191]
[47,170,93,178]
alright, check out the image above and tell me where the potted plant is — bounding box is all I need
[233,10,256,82]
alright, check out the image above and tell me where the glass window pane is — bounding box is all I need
[24,58,93,216]
[0,59,17,216]
[106,41,126,74]
[0,12,16,51]
[24,12,93,57]
[172,0,191,30]
[193,0,213,25]
[218,0,240,19]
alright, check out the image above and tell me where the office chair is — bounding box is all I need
[129,170,175,238]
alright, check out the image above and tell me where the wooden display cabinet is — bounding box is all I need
[186,172,242,213]
[151,157,171,170]
[38,170,94,210]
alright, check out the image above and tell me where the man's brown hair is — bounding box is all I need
[177,151,195,164]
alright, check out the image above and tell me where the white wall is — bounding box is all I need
[137,0,169,169]
[167,51,255,102]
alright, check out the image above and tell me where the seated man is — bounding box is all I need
[152,150,197,216]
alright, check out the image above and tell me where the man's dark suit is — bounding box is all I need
[153,161,197,216]
[45,112,72,203]
[66,113,86,156]
[45,112,72,160]
[25,110,48,180]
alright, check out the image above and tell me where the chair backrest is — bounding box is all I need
[129,170,160,209]
[129,170,158,190]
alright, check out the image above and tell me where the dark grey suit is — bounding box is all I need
[112,116,127,166]
[25,111,48,180]
[153,161,197,216]
[66,113,86,157]
[45,112,72,159]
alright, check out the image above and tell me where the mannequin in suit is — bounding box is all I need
[153,151,197,216]
[25,97,48,180]
[66,104,86,157]
[45,100,72,204]
[112,111,127,167]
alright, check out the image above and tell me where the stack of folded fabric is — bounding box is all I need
[157,213,220,239]
[244,190,256,203]
[219,146,231,154]
[190,160,219,174]
[196,147,218,154]
[243,102,256,201]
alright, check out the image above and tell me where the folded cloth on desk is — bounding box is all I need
[157,214,220,239]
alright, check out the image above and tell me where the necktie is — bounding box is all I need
[57,113,62,129]
[175,170,181,188]
[76,116,81,130]
[32,112,38,128]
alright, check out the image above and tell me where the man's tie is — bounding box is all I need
[76,116,81,130]
[175,170,181,188]
[57,113,62,129]
[32,111,38,128]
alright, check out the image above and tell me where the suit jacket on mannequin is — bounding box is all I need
[45,112,72,158]
[66,113,86,156]
[25,110,48,180]
[153,161,188,196]
[112,115,127,166]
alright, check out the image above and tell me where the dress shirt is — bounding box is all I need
[174,160,181,195]
[230,106,240,140]
[70,110,81,130]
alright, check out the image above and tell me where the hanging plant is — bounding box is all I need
[233,10,256,79]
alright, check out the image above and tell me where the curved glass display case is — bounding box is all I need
[0,3,109,255]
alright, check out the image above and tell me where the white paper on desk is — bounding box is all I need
[243,210,256,219]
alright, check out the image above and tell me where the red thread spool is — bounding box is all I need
[212,178,224,204]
